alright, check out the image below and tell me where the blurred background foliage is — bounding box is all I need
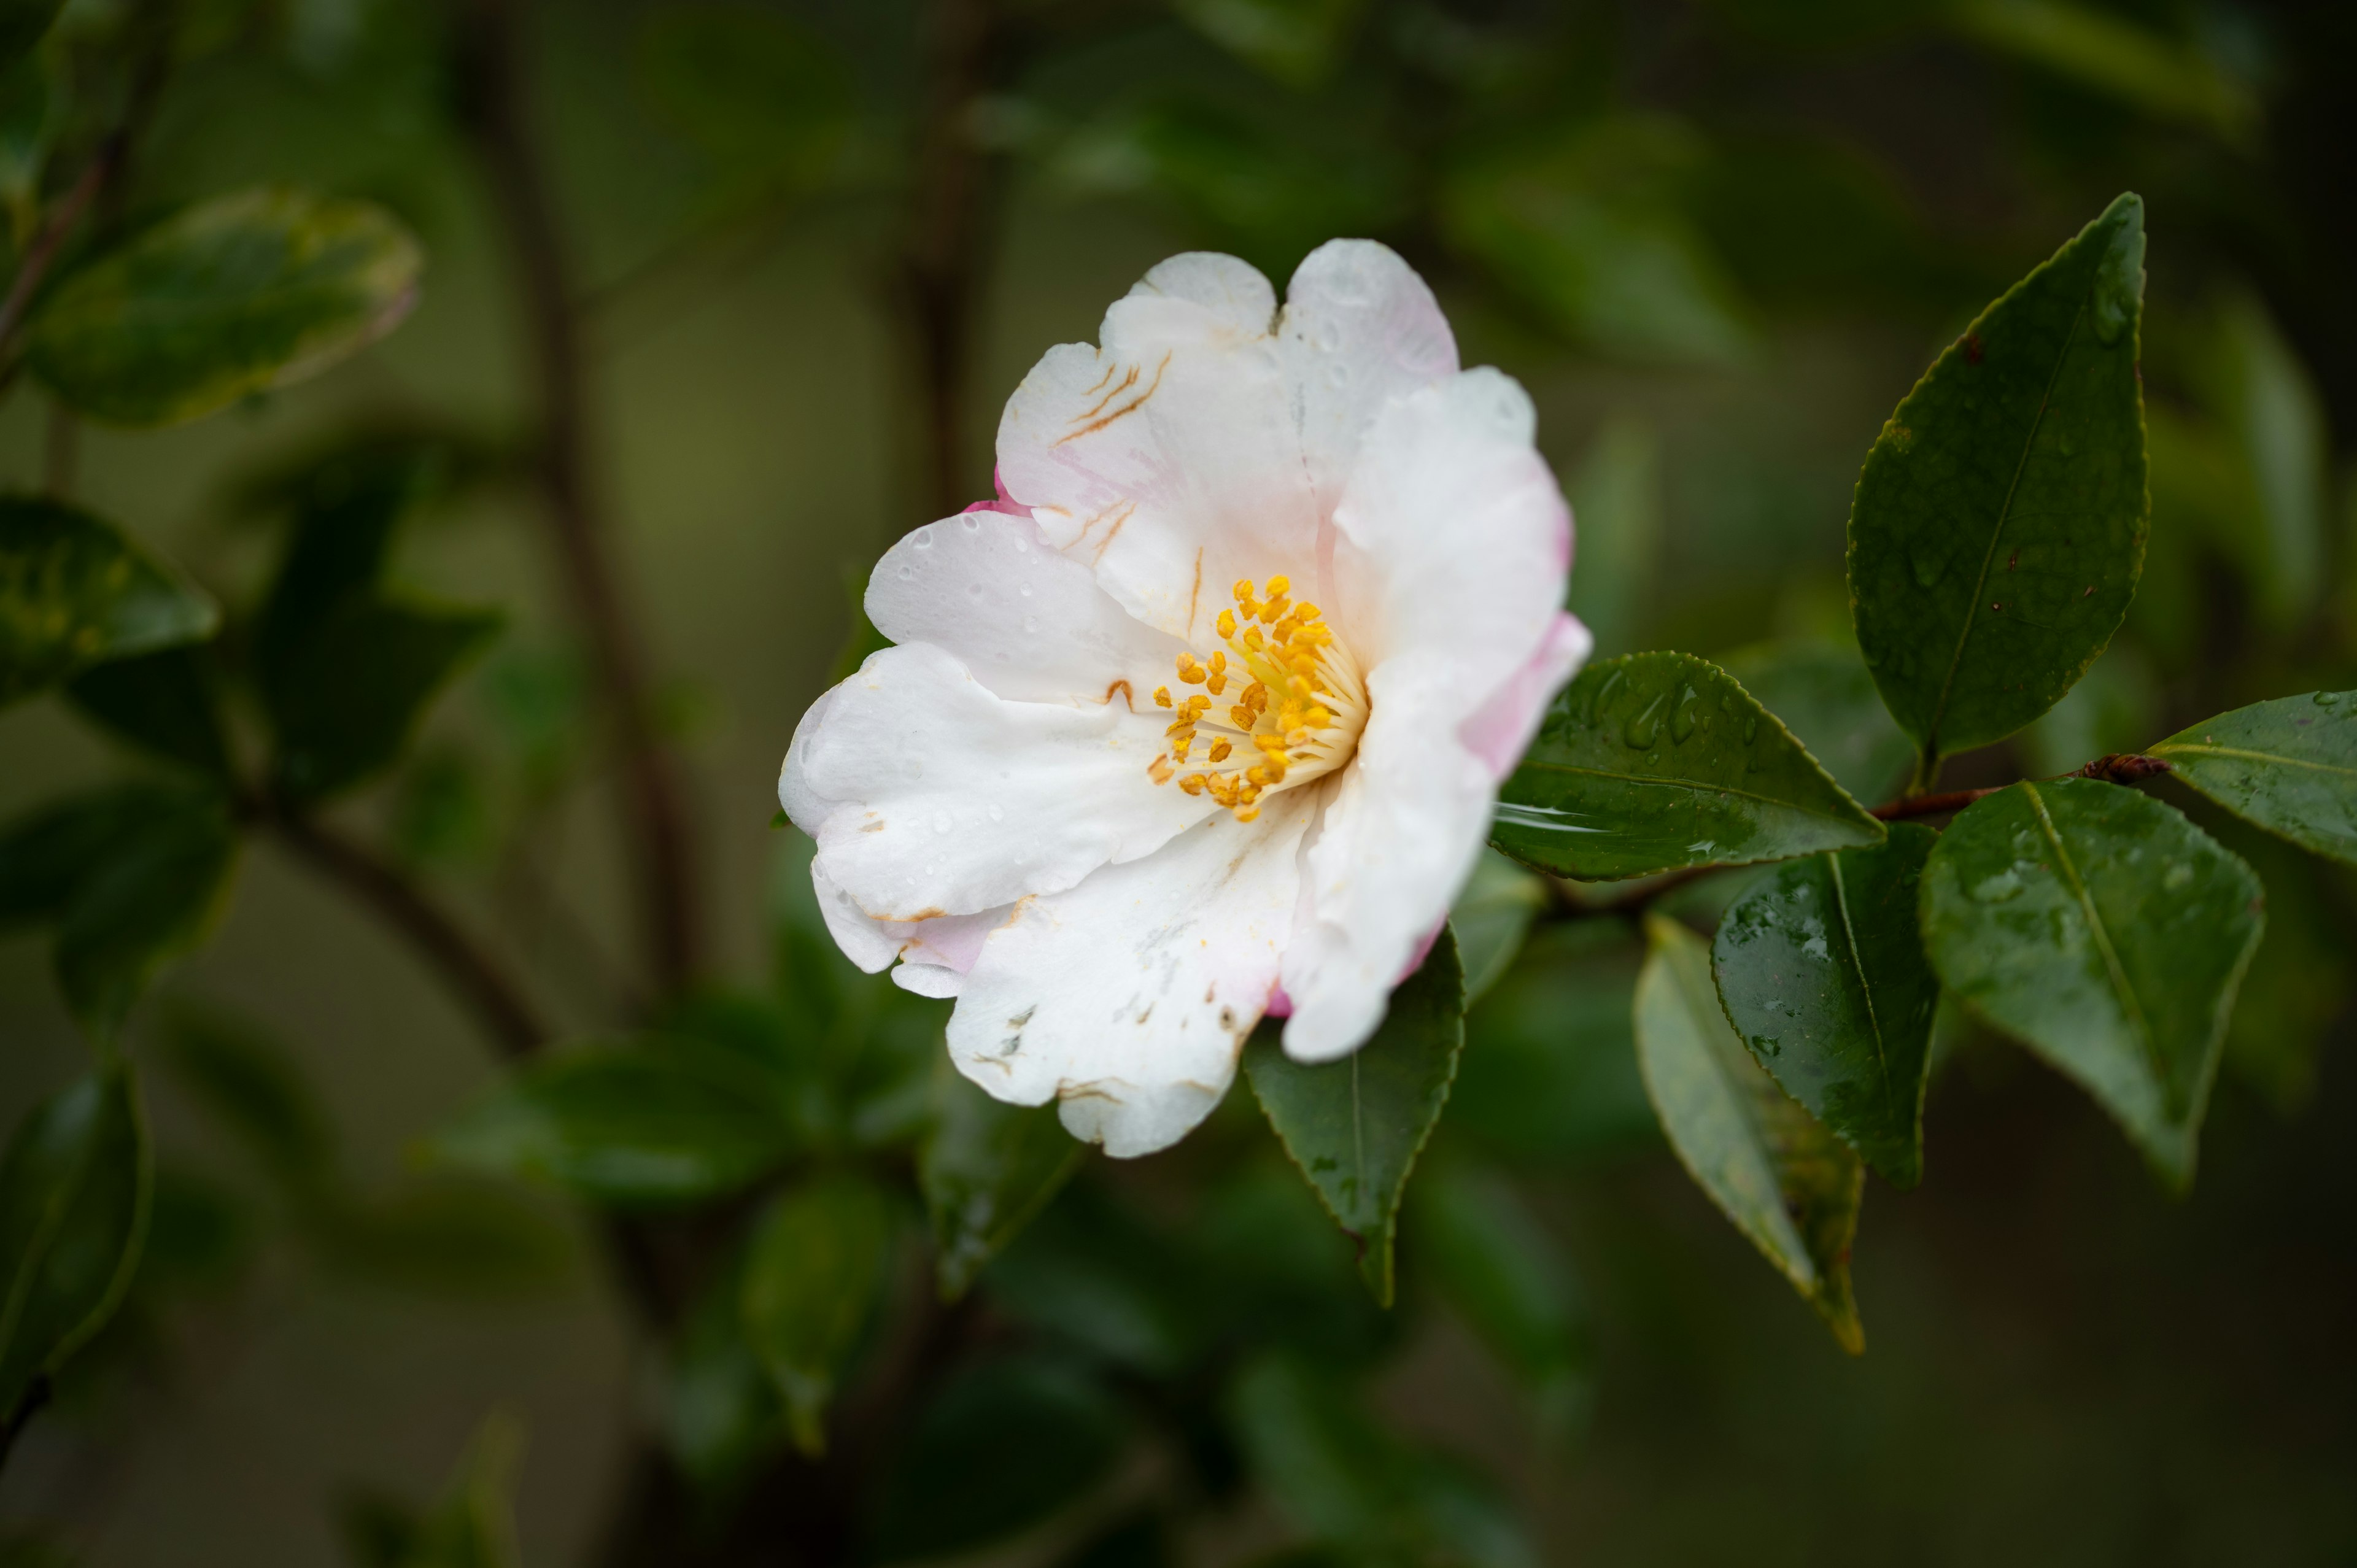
[2,0,2355,1564]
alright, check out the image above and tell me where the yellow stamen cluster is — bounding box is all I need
[1145,574,1366,822]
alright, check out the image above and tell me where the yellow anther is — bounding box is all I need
[1206,671,1227,695]
[1186,694,1212,714]
[1248,765,1272,786]
[1292,601,1321,622]
[1209,651,1226,673]
[1217,608,1237,638]
[1166,718,1195,738]
[1258,595,1289,624]
[1153,686,1172,708]
[1255,734,1287,754]
[1179,773,1207,796]
[1288,675,1314,698]
[1228,704,1253,728]
[1265,575,1290,597]
[1234,806,1260,822]
[1179,666,1207,686]
[1232,577,1255,603]
[1209,739,1233,763]
[1243,682,1267,710]
[1243,627,1264,651]
[1286,728,1312,748]
[1306,706,1331,727]
[1148,755,1175,784]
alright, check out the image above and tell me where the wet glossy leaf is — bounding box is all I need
[865,1354,1129,1559]
[1173,0,1364,88]
[1920,780,2262,1189]
[2214,828,2343,1118]
[426,1040,797,1206]
[65,646,233,778]
[2146,692,2357,869]
[1449,849,1548,1006]
[0,498,216,707]
[1493,652,1884,881]
[49,786,240,1044]
[740,1171,897,1456]
[919,1064,1082,1302]
[1410,1165,1590,1434]
[1635,915,1864,1351]
[24,187,421,428]
[1849,193,2147,774]
[0,1066,151,1417]
[1719,640,1913,805]
[1244,929,1465,1307]
[1712,825,1940,1188]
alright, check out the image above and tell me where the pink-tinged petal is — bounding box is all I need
[946,789,1315,1157]
[810,859,1006,997]
[791,643,1212,922]
[864,509,1186,706]
[1458,611,1593,777]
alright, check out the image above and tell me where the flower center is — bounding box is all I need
[1146,575,1368,822]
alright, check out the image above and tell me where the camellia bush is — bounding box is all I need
[0,1,2350,1566]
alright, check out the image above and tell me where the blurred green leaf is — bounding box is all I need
[1245,929,1465,1307]
[1056,1513,1175,1568]
[0,1531,75,1568]
[865,1353,1129,1560]
[339,1412,522,1568]
[1848,193,2147,778]
[984,1180,1207,1377]
[158,1003,333,1188]
[0,497,217,708]
[1563,419,1661,658]
[1172,0,1365,88]
[741,1171,897,1456]
[919,1064,1082,1302]
[0,0,63,72]
[2213,828,2345,1118]
[0,49,52,244]
[1919,780,2262,1189]
[2208,288,2328,624]
[1949,0,2256,142]
[65,645,234,779]
[1451,925,1656,1165]
[264,598,500,802]
[841,989,944,1151]
[1712,825,1940,1188]
[0,784,156,929]
[426,1039,799,1206]
[25,187,422,428]
[387,749,493,869]
[1410,1165,1590,1434]
[1493,652,1884,881]
[637,4,852,195]
[306,1181,571,1297]
[1448,850,1547,1007]
[2148,694,2357,871]
[1720,641,1914,805]
[1636,914,1864,1352]
[50,785,240,1044]
[1443,115,1753,365]
[2021,643,2158,778]
[0,1065,151,1419]
[662,1243,785,1499]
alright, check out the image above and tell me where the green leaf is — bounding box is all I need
[661,1248,784,1499]
[0,1066,152,1418]
[2206,288,2329,623]
[865,1354,1129,1560]
[0,785,154,929]
[1449,849,1548,1006]
[341,1412,524,1568]
[1719,640,1913,805]
[0,48,54,242]
[304,1181,570,1298]
[1409,1165,1590,1434]
[740,1171,897,1456]
[2146,692,2357,870]
[636,4,852,193]
[1492,652,1884,881]
[425,1040,798,1206]
[1949,0,2256,141]
[1711,825,1940,1188]
[1848,193,2147,776]
[1451,927,1657,1166]
[0,0,64,72]
[982,1180,1207,1378]
[65,645,233,778]
[157,1004,332,1188]
[2213,827,2344,1118]
[1635,914,1864,1351]
[50,786,240,1044]
[1172,0,1365,88]
[23,187,422,428]
[918,1064,1082,1302]
[2019,642,2158,779]
[0,497,217,708]
[261,597,501,800]
[1919,779,2262,1189]
[1244,929,1465,1308]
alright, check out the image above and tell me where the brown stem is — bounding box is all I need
[904,0,999,520]
[1870,754,2170,821]
[452,0,701,998]
[261,806,546,1060]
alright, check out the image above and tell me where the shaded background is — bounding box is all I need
[3,0,2355,1562]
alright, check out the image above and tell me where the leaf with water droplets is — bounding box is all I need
[1919,780,2262,1190]
[1849,193,2148,776]
[1635,914,1864,1353]
[1492,652,1883,881]
[1712,825,1940,1188]
[2146,692,2357,870]
[1720,641,1914,804]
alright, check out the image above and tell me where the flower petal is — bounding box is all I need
[1458,610,1593,777]
[1276,240,1460,520]
[811,857,1006,994]
[864,509,1185,705]
[946,788,1316,1158]
[996,253,1321,646]
[791,642,1212,921]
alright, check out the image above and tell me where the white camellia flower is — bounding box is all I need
[780,240,1589,1157]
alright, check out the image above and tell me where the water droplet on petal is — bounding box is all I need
[966,582,983,598]
[1019,584,1033,598]
[897,565,914,581]
[987,803,1004,822]
[1013,536,1029,554]
[1024,616,1040,633]
[911,527,935,550]
[961,514,983,532]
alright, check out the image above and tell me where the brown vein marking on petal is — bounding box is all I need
[1058,1080,1119,1104]
[861,819,886,832]
[1074,363,1139,423]
[1056,352,1171,445]
[1091,503,1133,563]
[1082,359,1119,398]
[1104,679,1136,711]
[904,907,948,921]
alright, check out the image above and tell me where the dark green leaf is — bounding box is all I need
[252,442,435,651]
[52,786,239,1043]
[65,645,233,778]
[1449,850,1547,1006]
[0,497,216,706]
[1409,1165,1590,1434]
[0,1066,151,1416]
[1493,652,1884,881]
[1452,926,1657,1166]
[866,1354,1129,1560]
[1711,825,1940,1188]
[0,784,157,929]
[1848,193,2147,774]
[263,598,501,801]
[2205,288,2328,623]
[0,0,63,72]
[2146,692,2357,869]
[1719,640,1913,805]
[919,1065,1082,1302]
[1635,914,1864,1351]
[1948,0,2255,140]
[1244,929,1465,1307]
[1919,779,2262,1189]
[662,1248,784,1498]
[740,1171,897,1456]
[158,1004,332,1188]
[24,187,422,428]
[2213,826,2345,1117]
[1172,0,1364,88]
[983,1180,1207,1378]
[0,48,53,237]
[341,1412,523,1568]
[426,1040,797,1206]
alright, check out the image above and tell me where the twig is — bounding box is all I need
[1871,754,2170,821]
[260,804,546,1060]
[452,0,702,998]
[904,0,999,519]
